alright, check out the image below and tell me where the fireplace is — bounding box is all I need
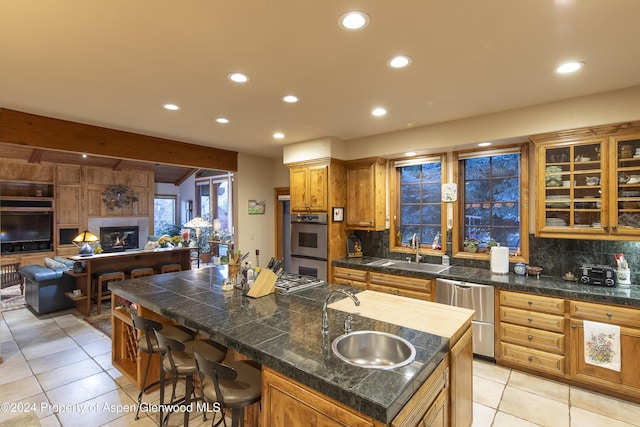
[100,226,139,253]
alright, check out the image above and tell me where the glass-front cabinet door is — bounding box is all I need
[539,140,606,236]
[610,133,640,236]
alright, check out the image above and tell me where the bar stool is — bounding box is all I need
[160,263,182,274]
[94,271,124,315]
[130,267,154,279]
[154,330,227,427]
[129,313,196,420]
[194,352,262,427]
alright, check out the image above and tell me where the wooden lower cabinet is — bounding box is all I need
[334,267,433,301]
[497,290,566,376]
[262,367,376,427]
[263,358,451,427]
[568,301,640,400]
[449,328,473,427]
[369,272,433,301]
[497,290,640,404]
[334,266,368,289]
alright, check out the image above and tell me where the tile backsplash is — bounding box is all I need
[350,230,640,282]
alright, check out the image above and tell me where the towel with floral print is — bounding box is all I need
[583,320,621,372]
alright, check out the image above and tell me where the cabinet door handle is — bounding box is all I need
[528,317,533,322]
[606,312,613,318]
[572,324,577,329]
[604,225,609,232]
[527,335,533,341]
[528,356,534,362]
[612,225,618,231]
[527,300,533,305]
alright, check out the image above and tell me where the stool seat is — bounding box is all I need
[129,267,154,279]
[94,271,124,314]
[136,325,195,353]
[160,263,181,274]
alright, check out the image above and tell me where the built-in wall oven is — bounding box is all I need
[290,213,328,281]
[436,278,495,359]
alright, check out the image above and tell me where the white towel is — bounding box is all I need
[583,320,621,372]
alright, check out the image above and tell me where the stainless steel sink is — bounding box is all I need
[390,261,451,274]
[331,330,416,369]
[365,259,451,274]
[365,259,396,267]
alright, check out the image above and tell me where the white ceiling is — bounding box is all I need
[2,0,640,159]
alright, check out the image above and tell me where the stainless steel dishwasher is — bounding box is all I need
[435,278,495,359]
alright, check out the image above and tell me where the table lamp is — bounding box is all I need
[183,217,212,241]
[73,230,99,256]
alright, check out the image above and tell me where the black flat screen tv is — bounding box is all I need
[0,211,52,243]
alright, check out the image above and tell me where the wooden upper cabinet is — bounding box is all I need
[531,121,640,240]
[290,163,328,212]
[345,158,386,230]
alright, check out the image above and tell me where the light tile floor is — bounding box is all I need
[1,307,640,427]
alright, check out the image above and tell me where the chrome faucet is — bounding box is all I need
[322,289,360,336]
[411,233,422,263]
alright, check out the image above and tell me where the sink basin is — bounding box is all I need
[390,261,451,274]
[365,259,451,274]
[331,330,416,369]
[365,259,396,267]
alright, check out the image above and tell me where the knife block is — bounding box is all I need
[246,269,277,298]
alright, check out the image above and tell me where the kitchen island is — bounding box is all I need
[109,266,474,426]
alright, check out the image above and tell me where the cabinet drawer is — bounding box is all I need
[500,290,565,315]
[499,322,565,355]
[499,342,565,376]
[368,283,399,296]
[569,300,640,329]
[369,272,432,293]
[334,267,368,282]
[500,307,566,333]
[334,277,367,290]
[397,288,431,301]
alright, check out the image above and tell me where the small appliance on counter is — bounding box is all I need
[347,235,362,258]
[579,264,616,286]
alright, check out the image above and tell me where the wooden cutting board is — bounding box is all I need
[328,290,474,342]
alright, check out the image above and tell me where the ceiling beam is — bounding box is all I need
[176,168,199,186]
[0,109,238,171]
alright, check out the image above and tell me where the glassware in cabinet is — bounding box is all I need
[612,136,640,232]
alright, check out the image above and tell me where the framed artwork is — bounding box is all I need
[441,183,457,202]
[332,206,344,222]
[248,200,265,214]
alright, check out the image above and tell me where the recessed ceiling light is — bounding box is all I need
[388,56,412,69]
[371,107,387,117]
[556,61,584,74]
[215,117,229,124]
[282,95,299,103]
[82,154,88,158]
[479,142,492,147]
[273,132,285,139]
[405,151,417,157]
[163,103,180,111]
[339,11,370,31]
[228,72,249,83]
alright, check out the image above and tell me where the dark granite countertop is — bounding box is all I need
[333,257,640,308]
[109,267,450,424]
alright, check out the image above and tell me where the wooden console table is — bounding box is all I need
[66,248,192,315]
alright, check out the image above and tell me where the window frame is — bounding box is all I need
[389,153,448,257]
[153,194,178,234]
[452,143,529,263]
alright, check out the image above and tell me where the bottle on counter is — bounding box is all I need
[396,227,402,246]
[246,262,255,285]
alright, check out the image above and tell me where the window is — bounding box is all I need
[453,144,529,260]
[154,195,177,235]
[391,155,446,252]
[195,172,233,233]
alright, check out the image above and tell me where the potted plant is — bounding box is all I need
[464,238,480,253]
[198,227,212,263]
[486,239,499,251]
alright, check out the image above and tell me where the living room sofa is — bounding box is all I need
[19,257,76,314]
